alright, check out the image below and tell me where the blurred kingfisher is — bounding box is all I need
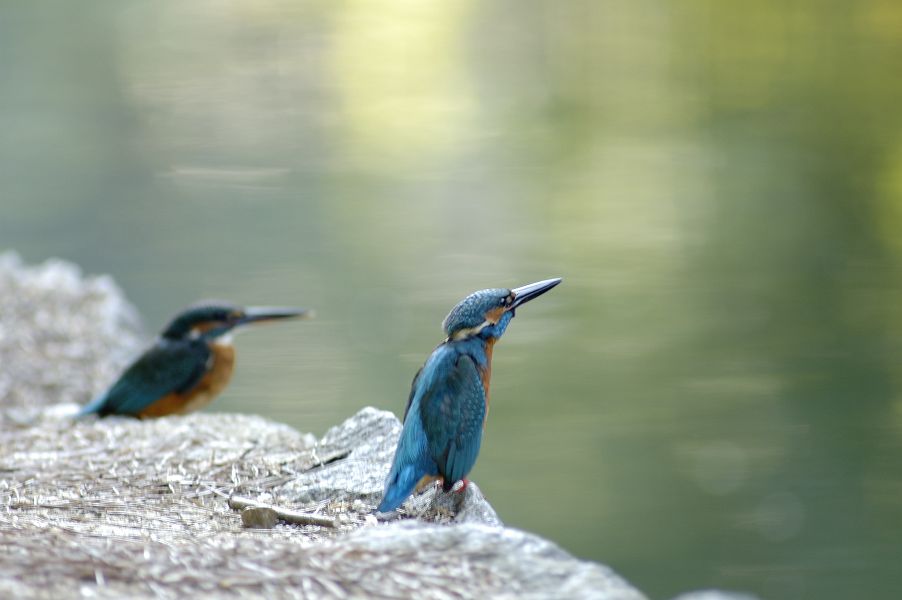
[377,277,561,513]
[77,302,311,418]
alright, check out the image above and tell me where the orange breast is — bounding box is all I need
[480,338,495,429]
[139,343,236,418]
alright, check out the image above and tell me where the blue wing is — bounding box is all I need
[418,349,486,491]
[78,339,211,417]
[401,366,423,422]
[378,345,486,511]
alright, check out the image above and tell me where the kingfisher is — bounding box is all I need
[77,302,311,418]
[377,277,561,513]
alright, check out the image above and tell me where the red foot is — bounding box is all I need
[453,478,469,494]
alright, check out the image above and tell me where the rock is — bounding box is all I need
[274,406,501,526]
[0,407,646,599]
[0,255,648,599]
[278,405,399,506]
[321,522,643,600]
[240,507,281,528]
[405,475,503,525]
[0,252,144,422]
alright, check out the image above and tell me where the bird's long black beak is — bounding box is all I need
[510,277,562,309]
[238,306,314,326]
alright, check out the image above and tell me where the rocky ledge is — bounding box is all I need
[0,254,752,599]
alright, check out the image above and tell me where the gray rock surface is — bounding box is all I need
[0,252,144,421]
[0,255,650,599]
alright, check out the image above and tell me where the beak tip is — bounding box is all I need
[510,277,563,308]
[242,306,315,324]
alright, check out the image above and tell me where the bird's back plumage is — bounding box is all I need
[378,341,488,512]
[77,301,310,419]
[77,339,211,417]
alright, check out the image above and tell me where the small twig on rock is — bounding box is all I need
[228,495,337,529]
[305,448,351,472]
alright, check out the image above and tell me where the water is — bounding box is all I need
[2,2,902,598]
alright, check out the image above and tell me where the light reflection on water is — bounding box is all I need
[2,2,902,599]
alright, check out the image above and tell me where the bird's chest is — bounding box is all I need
[477,339,495,421]
[462,339,495,429]
[181,343,236,413]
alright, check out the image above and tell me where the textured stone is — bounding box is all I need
[0,252,144,421]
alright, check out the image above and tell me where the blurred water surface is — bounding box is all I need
[3,2,902,598]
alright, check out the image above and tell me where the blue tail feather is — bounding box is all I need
[76,393,107,418]
[378,413,437,512]
[377,464,422,513]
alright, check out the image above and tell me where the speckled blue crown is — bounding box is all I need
[442,288,510,336]
[162,302,239,339]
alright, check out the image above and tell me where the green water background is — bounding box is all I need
[2,2,902,598]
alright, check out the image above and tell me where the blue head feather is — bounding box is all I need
[442,288,515,340]
[161,302,242,340]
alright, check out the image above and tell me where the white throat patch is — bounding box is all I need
[450,320,491,341]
